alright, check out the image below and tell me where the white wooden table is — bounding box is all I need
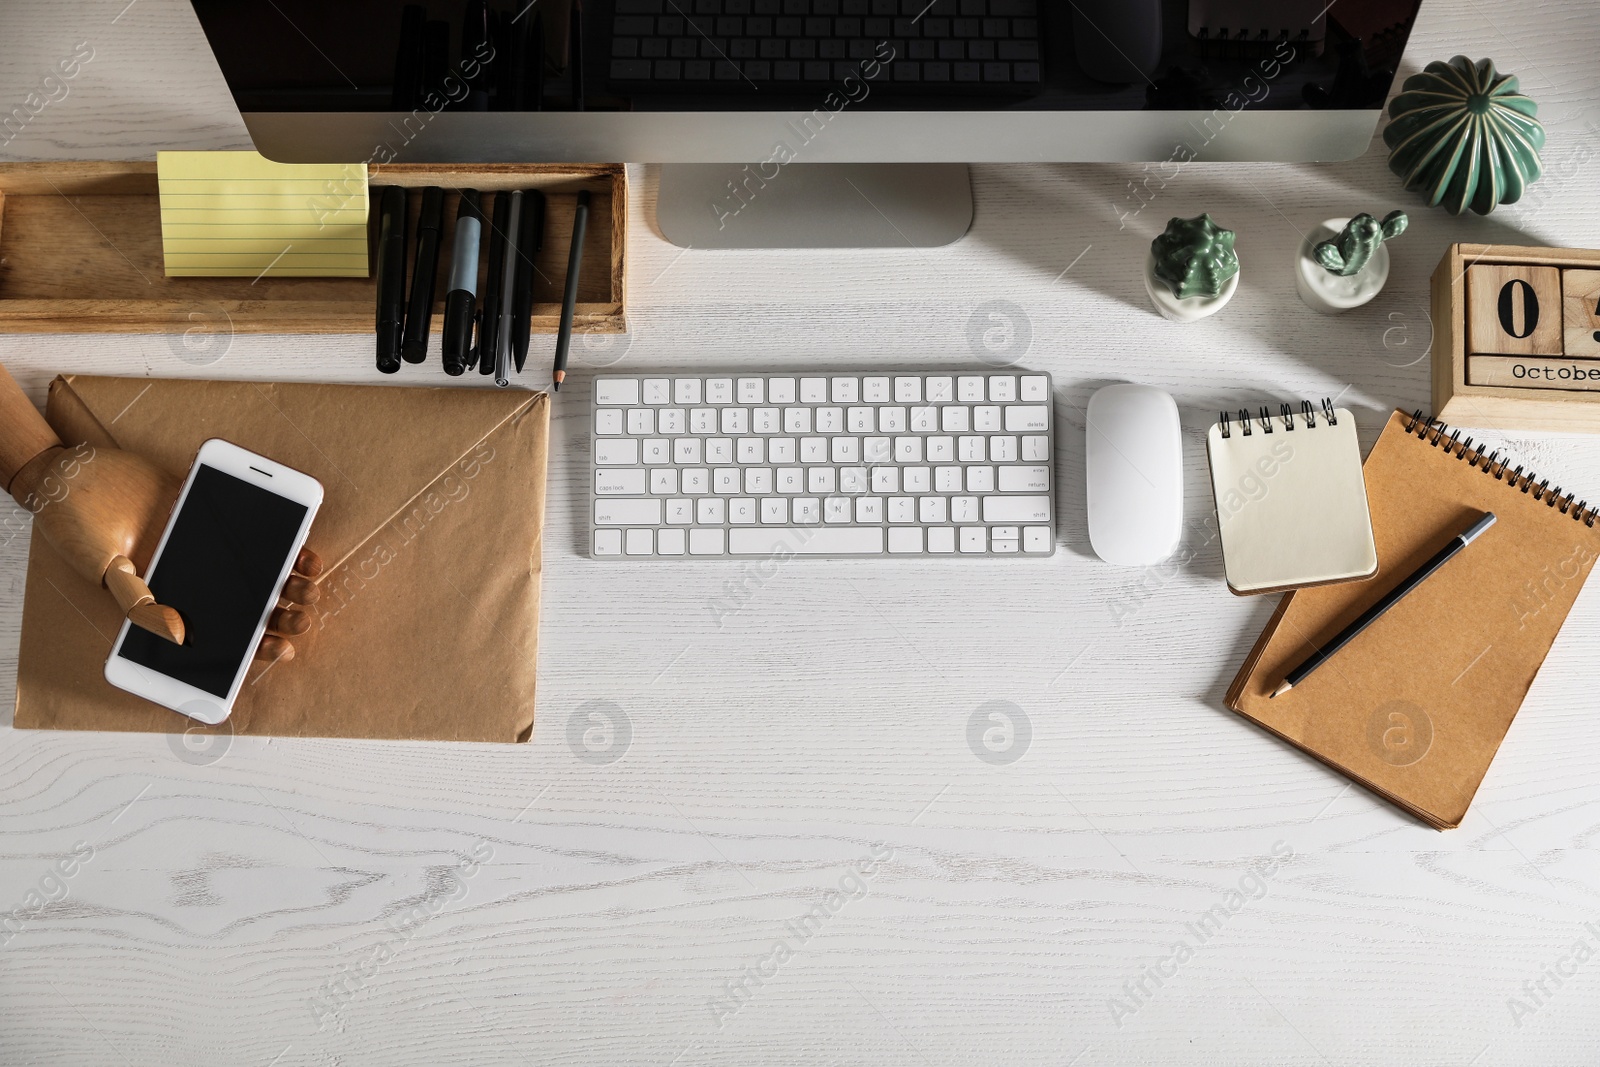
[3,2,1599,1063]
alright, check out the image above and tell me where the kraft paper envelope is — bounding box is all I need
[14,376,548,743]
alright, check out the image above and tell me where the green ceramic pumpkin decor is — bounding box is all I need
[1383,56,1544,216]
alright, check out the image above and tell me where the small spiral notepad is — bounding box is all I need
[1206,400,1378,595]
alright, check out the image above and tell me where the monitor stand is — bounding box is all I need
[656,163,973,249]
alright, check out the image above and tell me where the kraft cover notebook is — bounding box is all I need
[15,376,548,744]
[1227,409,1600,829]
[1207,400,1377,595]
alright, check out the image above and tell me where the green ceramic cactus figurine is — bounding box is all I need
[1151,214,1238,299]
[1313,210,1408,277]
[1383,56,1544,216]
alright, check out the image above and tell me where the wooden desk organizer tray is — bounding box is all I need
[0,161,626,337]
[1432,242,1600,432]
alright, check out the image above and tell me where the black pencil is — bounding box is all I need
[551,189,589,392]
[1270,511,1497,698]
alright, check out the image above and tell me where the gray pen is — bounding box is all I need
[493,190,523,388]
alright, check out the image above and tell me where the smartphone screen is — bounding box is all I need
[115,464,309,697]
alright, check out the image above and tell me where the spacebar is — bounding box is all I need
[728,528,884,555]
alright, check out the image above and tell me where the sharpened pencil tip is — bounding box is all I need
[1270,680,1292,699]
[552,380,561,391]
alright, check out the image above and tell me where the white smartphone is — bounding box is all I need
[105,439,323,724]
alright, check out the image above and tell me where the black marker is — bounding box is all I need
[462,0,492,110]
[478,191,511,376]
[375,186,408,374]
[512,190,545,374]
[401,186,444,364]
[442,190,482,376]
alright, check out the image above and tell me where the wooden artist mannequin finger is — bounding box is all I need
[0,363,323,657]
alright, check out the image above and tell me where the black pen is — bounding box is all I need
[494,190,524,387]
[1271,512,1498,698]
[375,186,408,374]
[401,186,444,364]
[390,4,427,110]
[512,190,545,374]
[442,190,482,376]
[551,189,590,392]
[479,191,511,376]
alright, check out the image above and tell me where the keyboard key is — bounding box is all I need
[651,469,679,494]
[1005,405,1049,431]
[729,527,883,554]
[628,408,655,434]
[596,499,663,525]
[643,378,672,404]
[958,375,985,401]
[737,437,765,463]
[1023,525,1050,553]
[707,377,734,403]
[745,467,774,493]
[855,496,884,522]
[675,438,702,463]
[965,465,994,492]
[831,436,860,462]
[926,376,953,401]
[863,376,891,402]
[960,526,986,553]
[983,495,1050,522]
[666,499,693,524]
[769,377,797,403]
[889,496,916,523]
[762,498,789,523]
[738,377,765,403]
[659,408,686,433]
[715,468,741,493]
[596,439,639,465]
[825,497,852,522]
[879,406,906,432]
[777,467,805,492]
[816,406,844,432]
[973,405,1001,432]
[950,495,979,522]
[999,465,1050,492]
[691,408,718,433]
[941,405,970,432]
[988,375,1015,401]
[770,438,797,463]
[794,498,820,523]
[927,436,953,461]
[594,529,623,555]
[920,496,947,522]
[839,466,868,492]
[800,376,828,402]
[721,407,749,433]
[706,438,733,463]
[730,498,758,523]
[830,376,859,403]
[675,378,703,404]
[990,435,1017,462]
[1022,435,1049,461]
[597,378,641,405]
[809,467,836,493]
[848,406,875,432]
[935,466,962,492]
[888,527,923,553]
[904,466,931,492]
[1019,374,1048,401]
[894,376,921,402]
[596,409,624,435]
[690,528,726,555]
[658,528,687,555]
[626,529,654,555]
[683,468,710,493]
[698,498,726,523]
[596,469,648,495]
[928,526,956,553]
[958,436,985,462]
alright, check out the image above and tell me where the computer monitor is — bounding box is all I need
[190,0,1425,247]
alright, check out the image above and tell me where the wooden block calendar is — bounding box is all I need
[1432,243,1600,432]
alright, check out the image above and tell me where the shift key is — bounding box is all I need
[595,498,662,525]
[983,495,1051,522]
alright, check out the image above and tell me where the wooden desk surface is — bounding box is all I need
[3,1,1599,1062]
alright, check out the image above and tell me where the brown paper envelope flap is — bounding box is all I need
[47,375,537,575]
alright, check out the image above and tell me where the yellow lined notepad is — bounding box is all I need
[156,151,370,277]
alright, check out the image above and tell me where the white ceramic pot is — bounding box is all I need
[1295,217,1390,314]
[1143,251,1239,322]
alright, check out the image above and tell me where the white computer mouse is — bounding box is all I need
[1086,383,1183,566]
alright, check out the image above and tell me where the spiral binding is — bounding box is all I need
[1218,397,1337,439]
[1405,411,1598,527]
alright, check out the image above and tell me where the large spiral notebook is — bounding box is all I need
[1227,409,1600,829]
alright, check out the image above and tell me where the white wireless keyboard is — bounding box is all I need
[590,371,1056,559]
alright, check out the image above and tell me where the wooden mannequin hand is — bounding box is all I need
[254,547,323,664]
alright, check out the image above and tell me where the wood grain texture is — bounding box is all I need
[3,1,1600,1065]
